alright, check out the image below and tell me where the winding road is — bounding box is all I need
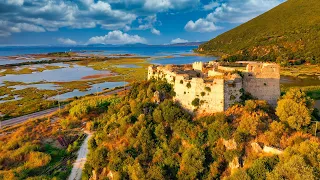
[0,86,131,128]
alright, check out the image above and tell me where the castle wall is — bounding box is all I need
[243,63,280,106]
[224,77,243,111]
[218,66,237,72]
[197,79,225,113]
[149,66,226,113]
[174,77,225,113]
[208,70,223,77]
[148,62,280,114]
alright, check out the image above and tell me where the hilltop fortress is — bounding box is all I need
[148,61,280,114]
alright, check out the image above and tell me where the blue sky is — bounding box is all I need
[0,0,285,45]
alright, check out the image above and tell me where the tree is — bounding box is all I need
[263,121,285,146]
[146,165,165,180]
[153,108,163,123]
[186,82,191,88]
[192,98,200,107]
[155,124,167,142]
[237,115,261,136]
[128,161,146,180]
[276,89,314,130]
[178,147,205,179]
[87,146,108,171]
[226,169,251,180]
[267,155,315,180]
[282,89,314,109]
[276,99,311,130]
[247,156,279,180]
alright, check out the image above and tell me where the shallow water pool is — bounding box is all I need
[48,81,127,101]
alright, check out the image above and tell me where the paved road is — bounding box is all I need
[1,107,62,127]
[1,86,131,128]
[102,86,131,96]
[68,132,92,180]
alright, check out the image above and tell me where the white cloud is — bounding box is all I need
[121,0,200,13]
[87,30,147,45]
[151,28,161,35]
[185,0,284,32]
[171,38,188,44]
[135,15,161,35]
[7,0,24,6]
[144,0,171,12]
[203,1,219,11]
[209,0,284,23]
[185,19,220,32]
[0,21,45,36]
[58,38,77,45]
[15,23,46,32]
[123,25,131,32]
[138,24,150,30]
[0,0,137,36]
[1,0,200,38]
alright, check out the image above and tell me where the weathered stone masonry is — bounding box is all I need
[148,61,280,114]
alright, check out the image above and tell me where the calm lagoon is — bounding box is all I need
[49,81,126,101]
[0,64,109,84]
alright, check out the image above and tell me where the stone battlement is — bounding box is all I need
[148,61,280,114]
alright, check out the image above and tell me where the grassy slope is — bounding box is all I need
[199,0,320,62]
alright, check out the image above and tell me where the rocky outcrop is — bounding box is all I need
[251,142,283,155]
[263,146,283,155]
[229,157,240,172]
[251,142,263,153]
[90,170,97,180]
[107,171,114,180]
[153,91,164,104]
[222,139,237,150]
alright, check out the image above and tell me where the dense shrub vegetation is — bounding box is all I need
[0,120,80,179]
[0,94,119,179]
[69,96,120,118]
[1,80,319,179]
[199,0,320,65]
[81,80,320,179]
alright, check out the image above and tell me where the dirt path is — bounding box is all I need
[68,132,92,180]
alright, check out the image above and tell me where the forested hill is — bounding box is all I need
[198,0,320,65]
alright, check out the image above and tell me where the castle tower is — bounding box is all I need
[192,62,204,72]
[243,63,280,106]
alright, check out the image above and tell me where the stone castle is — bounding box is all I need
[148,61,280,114]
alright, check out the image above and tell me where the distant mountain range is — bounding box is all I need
[198,0,320,64]
[1,42,205,48]
[86,42,205,47]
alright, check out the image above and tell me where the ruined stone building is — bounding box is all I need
[148,61,280,114]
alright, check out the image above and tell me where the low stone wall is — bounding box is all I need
[218,66,236,72]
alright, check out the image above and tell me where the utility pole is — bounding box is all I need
[123,74,126,91]
[58,91,61,116]
[311,121,319,137]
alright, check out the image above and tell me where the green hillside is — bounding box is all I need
[199,0,320,65]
